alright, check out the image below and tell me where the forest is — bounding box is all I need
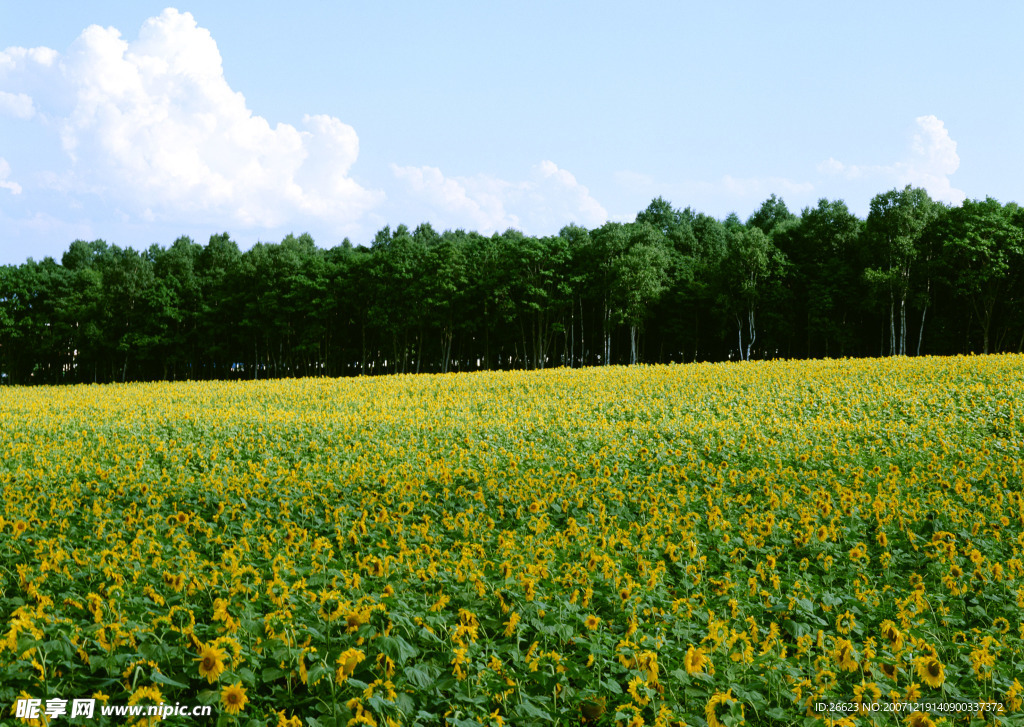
[1,185,1022,385]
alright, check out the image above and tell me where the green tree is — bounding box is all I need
[746,194,797,237]
[558,224,592,367]
[152,236,203,379]
[58,240,109,382]
[494,231,571,369]
[197,233,242,377]
[864,185,938,356]
[614,222,671,364]
[588,222,631,364]
[778,199,862,357]
[719,225,786,360]
[938,198,1024,353]
[100,246,156,382]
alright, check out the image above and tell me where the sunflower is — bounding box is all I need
[880,620,904,651]
[195,643,227,684]
[834,639,859,672]
[727,632,754,664]
[705,690,739,727]
[336,648,366,682]
[503,612,520,637]
[914,656,944,689]
[583,614,601,631]
[276,712,303,727]
[853,682,881,708]
[905,712,936,727]
[13,520,28,536]
[220,682,248,715]
[316,591,345,622]
[627,676,650,707]
[1005,679,1023,711]
[683,645,708,675]
[579,697,606,723]
[127,685,163,708]
[836,611,856,635]
[814,669,837,690]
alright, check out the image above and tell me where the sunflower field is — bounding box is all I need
[2,355,1024,727]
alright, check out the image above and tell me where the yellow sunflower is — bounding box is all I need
[836,611,856,635]
[196,643,227,684]
[583,614,601,631]
[905,712,936,727]
[1005,679,1023,711]
[880,620,904,651]
[336,648,366,682]
[220,682,248,715]
[579,696,606,722]
[834,639,859,672]
[276,712,303,727]
[914,656,944,689]
[683,645,708,675]
[705,689,740,727]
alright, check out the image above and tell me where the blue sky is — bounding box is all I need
[1,1,1022,265]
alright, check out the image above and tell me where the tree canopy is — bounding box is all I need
[2,188,1023,385]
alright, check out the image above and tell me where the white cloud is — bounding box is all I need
[390,160,607,235]
[2,9,381,228]
[901,114,963,203]
[0,46,59,70]
[0,158,22,194]
[0,91,35,119]
[819,115,965,204]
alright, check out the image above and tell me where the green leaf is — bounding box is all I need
[377,635,419,664]
[150,671,189,689]
[404,665,437,689]
[307,664,331,686]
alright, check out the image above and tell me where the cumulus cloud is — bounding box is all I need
[390,160,607,235]
[820,115,965,204]
[0,91,35,119]
[0,46,59,69]
[0,158,22,194]
[1,9,381,227]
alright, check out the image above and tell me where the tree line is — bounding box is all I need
[1,186,1023,385]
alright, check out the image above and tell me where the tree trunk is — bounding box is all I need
[579,297,586,367]
[889,292,896,356]
[746,307,757,361]
[916,304,927,356]
[604,305,612,365]
[899,295,907,356]
[736,313,744,361]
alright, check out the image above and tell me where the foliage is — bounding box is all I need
[2,356,1024,724]
[2,192,1024,384]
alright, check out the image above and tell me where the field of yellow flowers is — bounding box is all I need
[3,356,1024,727]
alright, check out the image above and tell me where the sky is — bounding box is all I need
[1,1,1022,265]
